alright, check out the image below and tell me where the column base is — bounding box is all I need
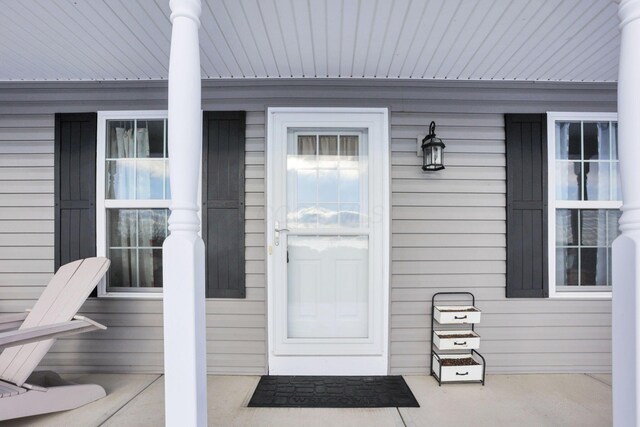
[612,234,640,427]
[162,232,207,426]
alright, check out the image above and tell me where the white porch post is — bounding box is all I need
[613,1,640,426]
[162,0,207,426]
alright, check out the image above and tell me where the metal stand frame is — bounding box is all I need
[430,291,486,386]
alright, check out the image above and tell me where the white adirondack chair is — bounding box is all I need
[0,257,110,420]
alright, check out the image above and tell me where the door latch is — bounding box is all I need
[274,221,290,246]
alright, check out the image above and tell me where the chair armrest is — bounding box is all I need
[0,312,29,332]
[0,316,106,350]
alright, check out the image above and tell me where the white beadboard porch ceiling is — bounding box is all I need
[0,0,620,82]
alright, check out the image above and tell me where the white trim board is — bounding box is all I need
[266,107,390,375]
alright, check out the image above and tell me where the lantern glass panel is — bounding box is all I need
[433,145,442,165]
[424,145,432,166]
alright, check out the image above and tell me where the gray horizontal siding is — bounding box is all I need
[0,114,55,323]
[389,110,611,374]
[0,79,616,375]
[0,111,266,375]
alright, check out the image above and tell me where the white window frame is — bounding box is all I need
[547,112,619,299]
[96,110,170,299]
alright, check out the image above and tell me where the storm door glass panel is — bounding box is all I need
[286,130,369,339]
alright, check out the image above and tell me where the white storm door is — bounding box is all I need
[267,108,389,375]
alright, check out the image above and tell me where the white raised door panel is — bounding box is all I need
[287,235,369,339]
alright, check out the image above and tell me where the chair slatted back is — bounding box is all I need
[0,258,109,386]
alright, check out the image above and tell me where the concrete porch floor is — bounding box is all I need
[4,373,611,427]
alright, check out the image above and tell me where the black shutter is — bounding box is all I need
[54,113,98,280]
[202,112,246,298]
[505,114,548,298]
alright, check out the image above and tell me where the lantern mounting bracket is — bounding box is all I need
[415,122,439,156]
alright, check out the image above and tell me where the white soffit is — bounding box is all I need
[0,0,620,82]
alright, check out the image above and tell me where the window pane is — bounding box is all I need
[165,160,171,199]
[339,169,360,203]
[319,135,338,168]
[106,208,168,292]
[318,170,338,203]
[107,209,137,247]
[612,122,618,160]
[319,135,338,155]
[583,122,610,160]
[107,121,135,158]
[109,248,137,287]
[607,247,613,286]
[318,203,339,227]
[106,161,168,200]
[136,160,165,199]
[607,210,621,245]
[106,160,135,199]
[580,248,608,286]
[298,135,316,155]
[555,122,581,160]
[556,162,581,200]
[583,161,610,201]
[296,169,316,204]
[580,210,607,246]
[556,247,578,286]
[138,249,163,287]
[289,204,317,228]
[339,203,363,228]
[556,208,619,289]
[136,120,165,158]
[612,163,622,201]
[556,209,578,246]
[340,135,359,157]
[288,130,368,231]
[138,209,168,247]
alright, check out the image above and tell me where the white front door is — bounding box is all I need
[267,108,390,375]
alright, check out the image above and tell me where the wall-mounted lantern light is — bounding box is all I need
[421,121,445,171]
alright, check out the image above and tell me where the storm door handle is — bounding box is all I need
[274,221,290,246]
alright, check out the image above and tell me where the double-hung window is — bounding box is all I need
[548,112,620,297]
[96,111,170,298]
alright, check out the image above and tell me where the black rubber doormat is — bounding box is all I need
[248,376,420,408]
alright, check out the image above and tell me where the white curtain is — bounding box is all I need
[555,123,571,286]
[319,135,337,155]
[595,210,608,286]
[138,210,157,287]
[136,125,151,198]
[107,126,133,199]
[595,123,610,285]
[340,135,359,157]
[112,209,136,287]
[107,123,156,288]
[298,135,316,155]
[555,123,571,199]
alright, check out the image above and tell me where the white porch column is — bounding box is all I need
[613,1,640,426]
[162,0,207,426]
